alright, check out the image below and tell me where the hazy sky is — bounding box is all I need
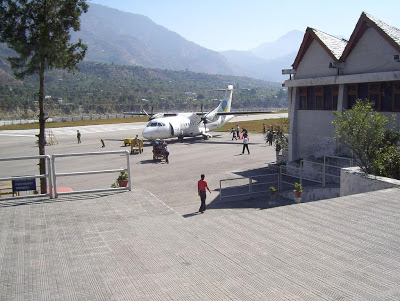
[89,0,399,52]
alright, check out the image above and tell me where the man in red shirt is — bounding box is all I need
[198,174,211,213]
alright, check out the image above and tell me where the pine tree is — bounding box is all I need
[0,0,88,193]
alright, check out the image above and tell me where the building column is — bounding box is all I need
[337,84,345,113]
[288,87,298,161]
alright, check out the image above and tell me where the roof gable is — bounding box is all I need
[292,27,347,69]
[341,12,400,61]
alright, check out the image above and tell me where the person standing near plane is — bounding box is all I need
[77,130,81,143]
[162,142,169,164]
[198,174,211,213]
[236,125,240,139]
[231,127,237,140]
[242,133,250,154]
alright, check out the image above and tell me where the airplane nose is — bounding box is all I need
[142,129,151,139]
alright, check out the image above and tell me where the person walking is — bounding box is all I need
[162,142,169,164]
[198,174,211,213]
[77,130,81,143]
[275,141,282,162]
[267,131,273,146]
[231,128,237,140]
[242,133,250,154]
[236,125,240,139]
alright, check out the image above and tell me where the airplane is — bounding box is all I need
[124,85,272,141]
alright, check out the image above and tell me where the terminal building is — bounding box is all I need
[283,12,400,161]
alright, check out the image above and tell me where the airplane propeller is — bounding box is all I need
[142,106,155,120]
[198,105,214,132]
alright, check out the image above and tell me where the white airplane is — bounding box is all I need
[125,85,271,141]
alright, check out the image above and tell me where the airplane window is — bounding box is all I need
[150,122,158,127]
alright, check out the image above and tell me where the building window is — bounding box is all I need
[381,82,392,111]
[346,81,400,112]
[315,86,323,110]
[299,87,307,109]
[299,85,338,110]
[368,83,381,110]
[347,84,357,109]
[323,85,338,110]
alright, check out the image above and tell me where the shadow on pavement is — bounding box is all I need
[0,191,127,208]
[206,194,295,211]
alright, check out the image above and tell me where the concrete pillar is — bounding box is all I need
[288,87,298,161]
[337,84,345,113]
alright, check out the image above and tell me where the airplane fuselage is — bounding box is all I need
[142,113,234,140]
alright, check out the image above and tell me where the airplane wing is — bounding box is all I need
[123,111,178,119]
[216,111,274,116]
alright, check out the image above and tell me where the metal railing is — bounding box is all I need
[219,174,279,201]
[0,155,53,200]
[219,155,353,200]
[51,150,131,197]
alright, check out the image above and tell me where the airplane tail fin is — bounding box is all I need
[211,85,234,113]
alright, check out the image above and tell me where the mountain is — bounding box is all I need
[71,4,242,76]
[1,3,304,83]
[220,30,304,82]
[251,30,304,61]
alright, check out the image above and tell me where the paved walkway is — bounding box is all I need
[1,187,400,300]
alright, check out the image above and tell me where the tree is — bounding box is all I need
[333,100,398,176]
[0,0,88,193]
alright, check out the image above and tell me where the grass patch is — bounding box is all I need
[1,115,289,134]
[216,118,289,134]
[0,116,149,130]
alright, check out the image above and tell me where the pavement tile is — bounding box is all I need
[1,182,400,300]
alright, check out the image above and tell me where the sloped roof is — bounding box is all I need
[292,27,347,69]
[341,12,400,60]
[292,12,400,68]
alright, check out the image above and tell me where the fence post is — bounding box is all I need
[300,160,303,186]
[46,155,54,199]
[51,155,58,198]
[323,156,326,188]
[279,166,282,192]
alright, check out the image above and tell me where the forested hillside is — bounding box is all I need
[0,61,287,119]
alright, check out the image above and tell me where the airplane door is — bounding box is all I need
[169,123,174,136]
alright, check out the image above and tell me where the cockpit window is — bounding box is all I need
[146,122,165,127]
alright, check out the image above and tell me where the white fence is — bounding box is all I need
[0,151,131,200]
[52,150,131,198]
[0,155,53,200]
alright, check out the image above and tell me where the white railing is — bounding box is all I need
[51,150,131,198]
[0,155,53,200]
[219,174,279,201]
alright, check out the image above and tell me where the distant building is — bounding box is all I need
[283,12,400,161]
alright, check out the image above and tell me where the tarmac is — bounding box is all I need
[1,116,400,300]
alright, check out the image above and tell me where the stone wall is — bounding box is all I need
[340,167,400,196]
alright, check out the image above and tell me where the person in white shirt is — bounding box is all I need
[242,133,250,154]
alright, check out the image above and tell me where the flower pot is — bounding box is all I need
[118,179,128,187]
[294,190,302,198]
[269,190,276,196]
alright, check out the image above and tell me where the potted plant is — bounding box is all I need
[294,182,302,198]
[269,186,276,196]
[114,171,129,187]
